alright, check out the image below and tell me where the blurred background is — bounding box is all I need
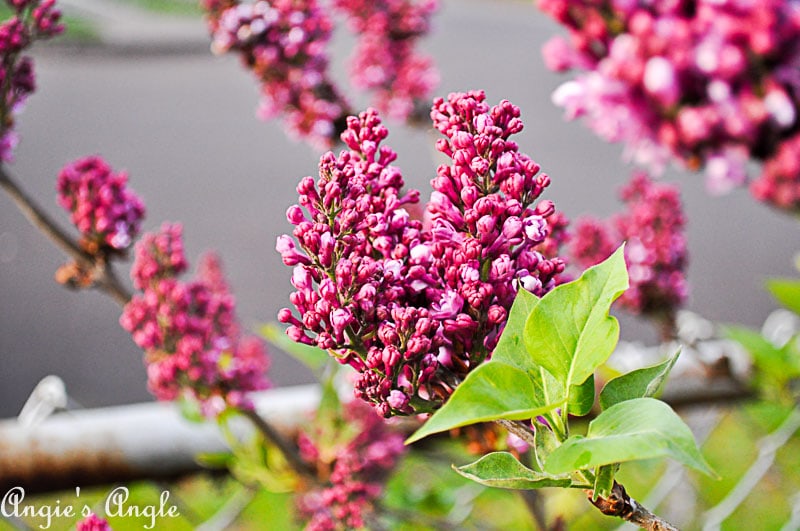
[1,0,798,418]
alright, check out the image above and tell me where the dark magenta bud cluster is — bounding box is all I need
[570,172,688,317]
[296,400,405,530]
[56,156,145,252]
[121,223,270,416]
[0,0,63,162]
[278,91,565,416]
[334,0,439,120]
[540,0,800,211]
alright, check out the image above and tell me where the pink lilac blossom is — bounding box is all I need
[56,156,145,252]
[120,225,269,415]
[334,0,439,121]
[76,514,112,531]
[296,400,405,531]
[278,91,565,416]
[569,172,688,317]
[0,0,63,162]
[202,0,349,149]
[751,132,800,212]
[539,0,800,212]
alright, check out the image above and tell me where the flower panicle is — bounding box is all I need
[121,225,270,416]
[0,0,64,162]
[278,92,566,417]
[540,0,800,212]
[569,171,688,318]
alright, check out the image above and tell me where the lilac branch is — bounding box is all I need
[0,165,131,305]
[1,164,314,484]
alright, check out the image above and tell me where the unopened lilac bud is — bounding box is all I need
[487,305,507,325]
[387,389,410,411]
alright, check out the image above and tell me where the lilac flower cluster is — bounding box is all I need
[296,400,405,531]
[76,514,111,531]
[334,0,439,121]
[202,0,349,149]
[540,0,800,211]
[120,223,270,416]
[0,0,63,162]
[570,172,688,318]
[278,91,565,416]
[56,156,145,253]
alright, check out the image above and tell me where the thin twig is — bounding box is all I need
[240,407,317,481]
[702,406,800,530]
[0,165,132,304]
[1,164,314,491]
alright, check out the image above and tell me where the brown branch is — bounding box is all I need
[1,165,321,488]
[588,482,679,531]
[0,165,132,305]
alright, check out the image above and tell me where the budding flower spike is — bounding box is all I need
[540,0,800,212]
[121,224,270,416]
[569,171,688,323]
[0,0,64,162]
[56,156,145,254]
[278,91,566,417]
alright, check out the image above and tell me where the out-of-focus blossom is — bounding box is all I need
[121,225,270,415]
[278,92,565,416]
[296,400,405,531]
[56,156,145,253]
[76,514,111,531]
[569,172,688,318]
[0,0,63,162]
[751,132,800,212]
[539,0,800,212]
[334,0,439,120]
[202,0,349,149]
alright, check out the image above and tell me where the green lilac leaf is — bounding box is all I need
[492,287,542,372]
[195,451,234,469]
[405,362,559,444]
[261,322,329,372]
[524,245,628,393]
[599,349,681,410]
[544,398,715,477]
[568,374,596,416]
[724,326,800,380]
[592,464,616,501]
[766,278,800,315]
[533,419,560,471]
[454,452,571,490]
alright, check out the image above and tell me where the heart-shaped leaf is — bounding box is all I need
[455,451,571,489]
[599,349,680,410]
[525,246,628,396]
[544,398,715,477]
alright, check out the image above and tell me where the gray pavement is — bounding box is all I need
[1,0,798,417]
[58,0,209,53]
